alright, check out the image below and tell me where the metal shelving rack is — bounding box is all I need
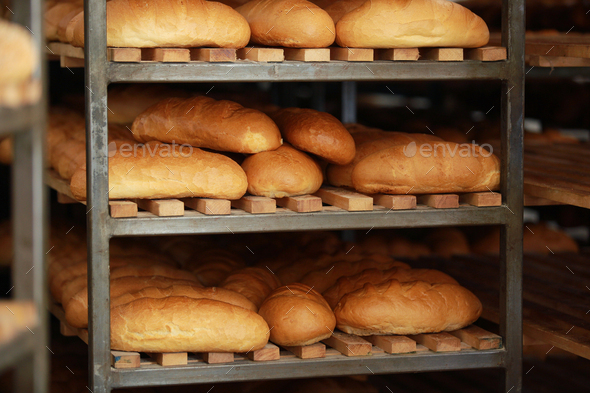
[81,0,524,392]
[0,1,48,392]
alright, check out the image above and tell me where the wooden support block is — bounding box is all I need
[415,344,429,352]
[459,192,501,207]
[464,46,506,61]
[364,335,416,354]
[330,47,374,61]
[418,194,459,209]
[60,321,77,337]
[322,332,372,356]
[373,194,416,210]
[275,195,322,212]
[190,48,236,62]
[420,48,464,61]
[375,48,420,61]
[108,48,141,62]
[202,352,234,364]
[77,329,89,344]
[60,56,85,68]
[231,196,276,214]
[460,342,472,350]
[142,48,190,62]
[47,42,84,58]
[409,333,461,352]
[111,351,141,369]
[314,187,373,211]
[183,198,231,215]
[284,48,330,62]
[136,199,184,216]
[237,47,284,62]
[109,201,138,218]
[246,343,280,361]
[524,194,562,206]
[450,326,502,350]
[57,192,78,204]
[147,352,188,366]
[282,342,326,359]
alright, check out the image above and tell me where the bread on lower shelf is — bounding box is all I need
[221,267,281,310]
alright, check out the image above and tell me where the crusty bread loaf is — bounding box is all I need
[0,301,37,343]
[56,7,82,43]
[271,108,356,165]
[184,249,245,286]
[351,143,500,194]
[323,267,458,308]
[131,96,282,154]
[110,285,257,311]
[70,0,250,48]
[336,0,490,49]
[221,267,282,310]
[258,283,336,346]
[236,0,335,48]
[324,0,364,23]
[111,297,270,352]
[0,19,38,85]
[334,279,482,335]
[69,141,248,201]
[44,1,82,41]
[241,144,323,198]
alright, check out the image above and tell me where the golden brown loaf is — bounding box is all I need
[69,142,248,201]
[236,0,335,48]
[258,283,336,346]
[334,280,482,335]
[110,297,270,352]
[56,7,83,43]
[271,108,356,165]
[351,143,500,194]
[323,267,458,309]
[185,249,245,286]
[44,1,82,41]
[131,96,282,154]
[221,267,282,310]
[335,0,490,49]
[70,0,251,48]
[241,144,323,198]
[324,0,365,23]
[0,301,37,343]
[0,19,38,85]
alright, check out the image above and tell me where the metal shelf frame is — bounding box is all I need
[0,1,48,392]
[82,0,524,392]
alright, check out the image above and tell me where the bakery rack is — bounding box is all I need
[0,0,48,392]
[52,0,525,392]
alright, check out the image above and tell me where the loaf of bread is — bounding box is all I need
[131,96,282,154]
[351,143,500,194]
[323,267,458,308]
[335,0,490,49]
[56,7,82,42]
[70,0,251,48]
[0,301,37,343]
[110,297,270,352]
[44,0,82,41]
[221,267,281,310]
[184,249,245,286]
[324,0,364,23]
[0,19,38,85]
[69,141,248,201]
[258,283,336,346]
[236,0,335,48]
[334,279,482,335]
[241,144,323,198]
[271,108,355,165]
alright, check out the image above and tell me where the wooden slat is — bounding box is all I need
[284,48,330,62]
[375,48,420,61]
[109,201,138,218]
[275,195,322,212]
[524,180,590,209]
[418,194,459,209]
[420,48,464,61]
[60,321,77,337]
[47,42,84,58]
[364,335,416,354]
[246,343,280,361]
[135,199,185,216]
[111,351,141,369]
[322,332,372,356]
[449,326,502,350]
[459,192,502,207]
[524,194,563,206]
[282,342,326,359]
[182,198,231,215]
[202,352,234,364]
[330,47,374,61]
[60,56,85,68]
[373,194,416,210]
[108,48,141,62]
[231,196,276,214]
[237,47,284,62]
[527,55,590,67]
[190,48,236,62]
[57,192,78,204]
[409,333,461,352]
[526,41,590,59]
[147,352,188,366]
[142,48,190,62]
[464,46,507,61]
[314,187,373,211]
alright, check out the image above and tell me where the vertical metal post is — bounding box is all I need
[85,0,112,392]
[341,81,357,124]
[500,0,525,392]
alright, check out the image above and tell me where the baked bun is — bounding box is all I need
[0,19,38,85]
[334,279,482,335]
[324,0,365,23]
[258,283,336,346]
[241,144,323,198]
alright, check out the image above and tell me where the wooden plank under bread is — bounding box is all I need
[524,178,590,209]
[526,41,590,59]
[524,194,563,206]
[47,42,84,58]
[108,48,141,62]
[420,48,464,61]
[375,48,420,61]
[330,47,374,61]
[109,201,138,218]
[237,47,284,62]
[60,321,77,337]
[182,198,231,215]
[135,199,185,216]
[449,325,502,350]
[364,335,416,354]
[202,352,234,364]
[60,56,85,68]
[231,196,276,214]
[322,332,372,356]
[282,342,326,359]
[246,343,280,361]
[190,48,237,62]
[57,192,78,204]
[275,195,322,212]
[464,46,507,61]
[409,333,461,352]
[111,351,141,369]
[526,55,590,67]
[418,194,459,209]
[372,194,416,210]
[284,48,330,62]
[459,192,502,207]
[147,352,188,366]
[314,187,373,211]
[142,48,190,62]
